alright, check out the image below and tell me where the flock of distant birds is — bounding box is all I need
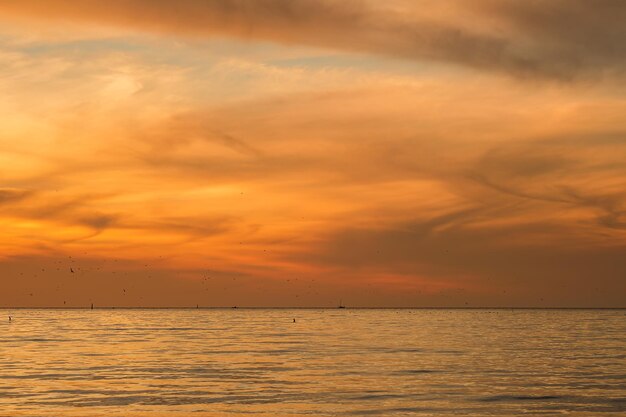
[8,257,349,322]
[15,255,350,310]
[12,257,518,313]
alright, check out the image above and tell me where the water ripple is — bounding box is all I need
[0,309,624,416]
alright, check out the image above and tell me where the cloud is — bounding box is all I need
[288,217,626,307]
[0,188,31,204]
[0,20,624,307]
[461,133,626,230]
[156,114,264,158]
[1,0,625,79]
[77,213,118,230]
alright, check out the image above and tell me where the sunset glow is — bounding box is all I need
[1,1,625,307]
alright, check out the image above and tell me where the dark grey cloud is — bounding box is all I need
[469,0,626,78]
[1,0,625,78]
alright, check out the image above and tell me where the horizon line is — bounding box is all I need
[3,306,625,310]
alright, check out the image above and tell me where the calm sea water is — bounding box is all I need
[0,309,624,416]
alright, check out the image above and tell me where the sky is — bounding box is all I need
[0,0,624,308]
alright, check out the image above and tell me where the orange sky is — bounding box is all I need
[0,1,625,307]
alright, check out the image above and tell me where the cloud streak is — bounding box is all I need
[1,0,625,78]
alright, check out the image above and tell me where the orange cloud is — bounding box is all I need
[0,2,624,307]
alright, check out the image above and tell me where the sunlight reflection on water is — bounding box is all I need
[1,309,625,416]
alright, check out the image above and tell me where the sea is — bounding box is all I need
[1,309,624,416]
